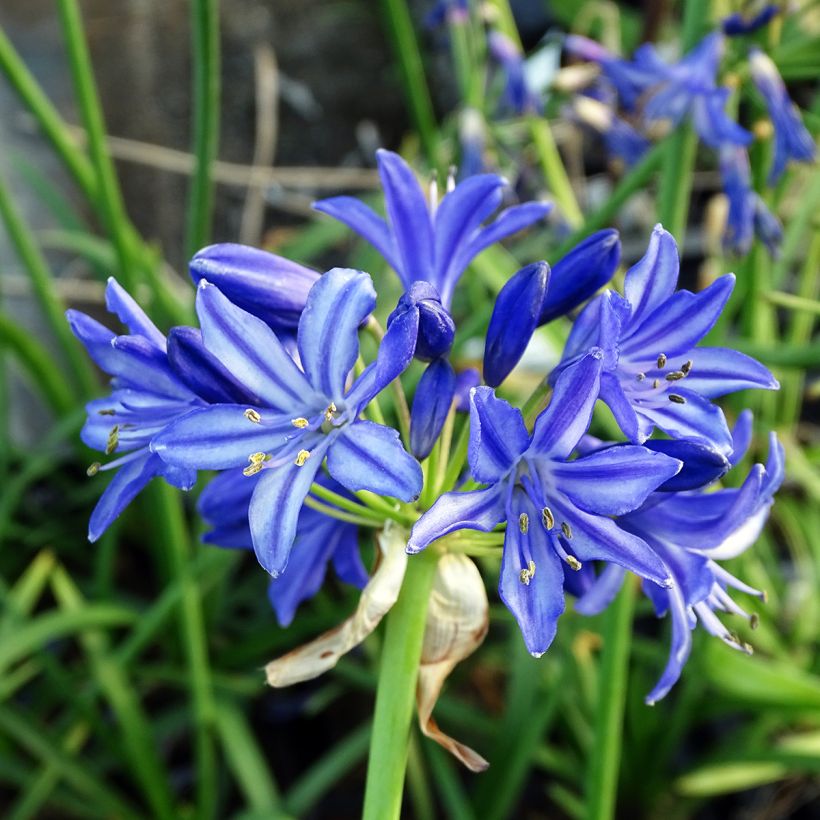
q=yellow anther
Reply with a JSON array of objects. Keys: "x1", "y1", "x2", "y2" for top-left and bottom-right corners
[
  {"x1": 561, "y1": 521, "x2": 573, "y2": 539},
  {"x1": 243, "y1": 452, "x2": 269, "y2": 477},
  {"x1": 657, "y1": 353, "x2": 667, "y2": 369},
  {"x1": 668, "y1": 394, "x2": 686, "y2": 404},
  {"x1": 324, "y1": 402, "x2": 337, "y2": 422},
  {"x1": 665, "y1": 371, "x2": 685, "y2": 381},
  {"x1": 518, "y1": 513, "x2": 529, "y2": 533},
  {"x1": 291, "y1": 417, "x2": 309, "y2": 428},
  {"x1": 541, "y1": 507, "x2": 554, "y2": 531},
  {"x1": 519, "y1": 560, "x2": 536, "y2": 585},
  {"x1": 87, "y1": 462, "x2": 101, "y2": 477},
  {"x1": 750, "y1": 613, "x2": 759, "y2": 630},
  {"x1": 681, "y1": 360, "x2": 693, "y2": 375},
  {"x1": 97, "y1": 408, "x2": 116, "y2": 416},
  {"x1": 566, "y1": 555, "x2": 583, "y2": 571},
  {"x1": 652, "y1": 378, "x2": 661, "y2": 389},
  {"x1": 105, "y1": 425, "x2": 120, "y2": 455},
  {"x1": 244, "y1": 408, "x2": 262, "y2": 423},
  {"x1": 294, "y1": 449, "x2": 311, "y2": 467}
]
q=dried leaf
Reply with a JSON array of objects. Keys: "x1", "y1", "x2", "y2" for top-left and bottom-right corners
[
  {"x1": 265, "y1": 522, "x2": 408, "y2": 687},
  {"x1": 417, "y1": 553, "x2": 490, "y2": 772}
]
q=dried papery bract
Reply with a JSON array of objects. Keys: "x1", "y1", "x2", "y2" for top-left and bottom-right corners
[
  {"x1": 417, "y1": 553, "x2": 490, "y2": 771},
  {"x1": 265, "y1": 523, "x2": 409, "y2": 687}
]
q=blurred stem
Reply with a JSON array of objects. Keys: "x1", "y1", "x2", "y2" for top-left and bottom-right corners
[
  {"x1": 147, "y1": 483, "x2": 217, "y2": 820},
  {"x1": 362, "y1": 548, "x2": 439, "y2": 820},
  {"x1": 450, "y1": 16, "x2": 481, "y2": 110},
  {"x1": 0, "y1": 174, "x2": 97, "y2": 399},
  {"x1": 56, "y1": 0, "x2": 141, "y2": 290},
  {"x1": 584, "y1": 578, "x2": 636, "y2": 820},
  {"x1": 185, "y1": 0, "x2": 221, "y2": 259},
  {"x1": 379, "y1": 0, "x2": 440, "y2": 167},
  {"x1": 529, "y1": 118, "x2": 584, "y2": 228},
  {"x1": 656, "y1": 0, "x2": 710, "y2": 242},
  {"x1": 439, "y1": 416, "x2": 470, "y2": 493}
]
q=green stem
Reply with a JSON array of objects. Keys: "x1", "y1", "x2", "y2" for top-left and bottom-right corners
[
  {"x1": 56, "y1": 0, "x2": 141, "y2": 290},
  {"x1": 185, "y1": 0, "x2": 221, "y2": 259},
  {"x1": 529, "y1": 118, "x2": 584, "y2": 228},
  {"x1": 439, "y1": 417, "x2": 470, "y2": 493},
  {"x1": 362, "y1": 547, "x2": 439, "y2": 820},
  {"x1": 303, "y1": 496, "x2": 382, "y2": 528},
  {"x1": 0, "y1": 174, "x2": 97, "y2": 398},
  {"x1": 379, "y1": 0, "x2": 440, "y2": 166},
  {"x1": 584, "y1": 578, "x2": 636, "y2": 820},
  {"x1": 309, "y1": 481, "x2": 386, "y2": 523}
]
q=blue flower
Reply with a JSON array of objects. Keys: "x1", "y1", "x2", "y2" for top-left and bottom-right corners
[
  {"x1": 484, "y1": 230, "x2": 621, "y2": 387},
  {"x1": 199, "y1": 469, "x2": 368, "y2": 626},
  {"x1": 189, "y1": 243, "x2": 319, "y2": 332},
  {"x1": 719, "y1": 145, "x2": 783, "y2": 256},
  {"x1": 424, "y1": 0, "x2": 469, "y2": 29},
  {"x1": 488, "y1": 31, "x2": 542, "y2": 115},
  {"x1": 574, "y1": 413, "x2": 784, "y2": 703},
  {"x1": 314, "y1": 149, "x2": 552, "y2": 311},
  {"x1": 66, "y1": 279, "x2": 207, "y2": 541},
  {"x1": 722, "y1": 5, "x2": 779, "y2": 36},
  {"x1": 554, "y1": 225, "x2": 778, "y2": 453},
  {"x1": 151, "y1": 267, "x2": 422, "y2": 576},
  {"x1": 407, "y1": 352, "x2": 682, "y2": 656},
  {"x1": 749, "y1": 48, "x2": 817, "y2": 185}
]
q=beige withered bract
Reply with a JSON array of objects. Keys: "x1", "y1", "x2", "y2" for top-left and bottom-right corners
[
  {"x1": 265, "y1": 522, "x2": 409, "y2": 687},
  {"x1": 417, "y1": 553, "x2": 490, "y2": 772}
]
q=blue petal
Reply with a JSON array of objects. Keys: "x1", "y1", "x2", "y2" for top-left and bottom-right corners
[
  {"x1": 196, "y1": 281, "x2": 318, "y2": 411},
  {"x1": 167, "y1": 326, "x2": 256, "y2": 404},
  {"x1": 312, "y1": 196, "x2": 401, "y2": 273},
  {"x1": 66, "y1": 310, "x2": 117, "y2": 372},
  {"x1": 483, "y1": 262, "x2": 549, "y2": 388},
  {"x1": 642, "y1": 438, "x2": 730, "y2": 491},
  {"x1": 728, "y1": 409, "x2": 753, "y2": 466},
  {"x1": 189, "y1": 243, "x2": 319, "y2": 330},
  {"x1": 110, "y1": 336, "x2": 194, "y2": 399},
  {"x1": 377, "y1": 149, "x2": 435, "y2": 287},
  {"x1": 530, "y1": 350, "x2": 603, "y2": 459},
  {"x1": 559, "y1": 295, "x2": 602, "y2": 364},
  {"x1": 539, "y1": 230, "x2": 620, "y2": 324},
  {"x1": 673, "y1": 346, "x2": 779, "y2": 398},
  {"x1": 599, "y1": 371, "x2": 640, "y2": 442},
  {"x1": 623, "y1": 225, "x2": 680, "y2": 325},
  {"x1": 88, "y1": 451, "x2": 159, "y2": 542},
  {"x1": 468, "y1": 386, "x2": 529, "y2": 484},
  {"x1": 551, "y1": 446, "x2": 682, "y2": 516},
  {"x1": 691, "y1": 89, "x2": 752, "y2": 148},
  {"x1": 105, "y1": 278, "x2": 165, "y2": 348},
  {"x1": 433, "y1": 174, "x2": 505, "y2": 295},
  {"x1": 330, "y1": 525, "x2": 369, "y2": 588},
  {"x1": 620, "y1": 275, "x2": 735, "y2": 361},
  {"x1": 410, "y1": 359, "x2": 456, "y2": 459},
  {"x1": 454, "y1": 368, "x2": 481, "y2": 412},
  {"x1": 573, "y1": 565, "x2": 626, "y2": 616},
  {"x1": 249, "y1": 437, "x2": 333, "y2": 576},
  {"x1": 151, "y1": 405, "x2": 298, "y2": 469},
  {"x1": 407, "y1": 484, "x2": 506, "y2": 553},
  {"x1": 499, "y1": 490, "x2": 565, "y2": 657},
  {"x1": 199, "y1": 468, "x2": 255, "y2": 548},
  {"x1": 644, "y1": 584, "x2": 693, "y2": 705},
  {"x1": 327, "y1": 420, "x2": 422, "y2": 501},
  {"x1": 297, "y1": 268, "x2": 376, "y2": 399},
  {"x1": 388, "y1": 281, "x2": 454, "y2": 362}
]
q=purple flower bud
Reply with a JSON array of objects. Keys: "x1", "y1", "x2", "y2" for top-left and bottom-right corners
[
  {"x1": 387, "y1": 281, "x2": 456, "y2": 362},
  {"x1": 410, "y1": 358, "x2": 457, "y2": 459}
]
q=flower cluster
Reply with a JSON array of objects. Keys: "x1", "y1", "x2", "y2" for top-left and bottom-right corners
[{"x1": 70, "y1": 149, "x2": 780, "y2": 707}]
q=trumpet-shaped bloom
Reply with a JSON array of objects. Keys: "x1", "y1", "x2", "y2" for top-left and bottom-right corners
[
  {"x1": 199, "y1": 469, "x2": 367, "y2": 626},
  {"x1": 152, "y1": 268, "x2": 422, "y2": 576},
  {"x1": 720, "y1": 145, "x2": 783, "y2": 256},
  {"x1": 574, "y1": 415, "x2": 784, "y2": 703},
  {"x1": 749, "y1": 48, "x2": 817, "y2": 184},
  {"x1": 66, "y1": 279, "x2": 207, "y2": 541},
  {"x1": 488, "y1": 31, "x2": 542, "y2": 115},
  {"x1": 408, "y1": 352, "x2": 682, "y2": 656},
  {"x1": 554, "y1": 225, "x2": 778, "y2": 453}
]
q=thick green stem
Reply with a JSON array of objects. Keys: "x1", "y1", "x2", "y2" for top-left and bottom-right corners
[
  {"x1": 529, "y1": 118, "x2": 584, "y2": 228},
  {"x1": 362, "y1": 548, "x2": 439, "y2": 820},
  {"x1": 185, "y1": 0, "x2": 221, "y2": 259},
  {"x1": 584, "y1": 578, "x2": 636, "y2": 820}
]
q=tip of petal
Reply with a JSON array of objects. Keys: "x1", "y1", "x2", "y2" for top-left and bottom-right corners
[{"x1": 530, "y1": 649, "x2": 546, "y2": 659}]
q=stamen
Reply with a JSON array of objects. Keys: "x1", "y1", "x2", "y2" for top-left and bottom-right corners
[
  {"x1": 97, "y1": 408, "x2": 116, "y2": 416},
  {"x1": 561, "y1": 521, "x2": 573, "y2": 539},
  {"x1": 324, "y1": 402, "x2": 337, "y2": 422},
  {"x1": 87, "y1": 462, "x2": 101, "y2": 476},
  {"x1": 541, "y1": 507, "x2": 554, "y2": 530},
  {"x1": 519, "y1": 560, "x2": 536, "y2": 585},
  {"x1": 665, "y1": 371, "x2": 685, "y2": 381},
  {"x1": 446, "y1": 165, "x2": 457, "y2": 193},
  {"x1": 668, "y1": 394, "x2": 686, "y2": 404},
  {"x1": 636, "y1": 372, "x2": 646, "y2": 381},
  {"x1": 681, "y1": 360, "x2": 693, "y2": 375},
  {"x1": 428, "y1": 172, "x2": 439, "y2": 211},
  {"x1": 291, "y1": 417, "x2": 309, "y2": 428},
  {"x1": 657, "y1": 353, "x2": 667, "y2": 369},
  {"x1": 244, "y1": 408, "x2": 262, "y2": 423},
  {"x1": 652, "y1": 378, "x2": 660, "y2": 389},
  {"x1": 518, "y1": 513, "x2": 529, "y2": 533},
  {"x1": 761, "y1": 589, "x2": 769, "y2": 604},
  {"x1": 243, "y1": 452, "x2": 269, "y2": 477},
  {"x1": 294, "y1": 449, "x2": 311, "y2": 467},
  {"x1": 105, "y1": 425, "x2": 120, "y2": 455},
  {"x1": 566, "y1": 555, "x2": 583, "y2": 571},
  {"x1": 750, "y1": 613, "x2": 759, "y2": 630}
]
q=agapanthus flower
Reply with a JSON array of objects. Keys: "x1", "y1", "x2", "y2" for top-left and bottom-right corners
[
  {"x1": 719, "y1": 144, "x2": 783, "y2": 256},
  {"x1": 573, "y1": 412, "x2": 784, "y2": 703},
  {"x1": 553, "y1": 225, "x2": 778, "y2": 453},
  {"x1": 407, "y1": 352, "x2": 682, "y2": 656},
  {"x1": 199, "y1": 469, "x2": 367, "y2": 626},
  {"x1": 570, "y1": 93, "x2": 651, "y2": 168},
  {"x1": 749, "y1": 48, "x2": 817, "y2": 185},
  {"x1": 424, "y1": 0, "x2": 469, "y2": 29},
  {"x1": 151, "y1": 267, "x2": 422, "y2": 576},
  {"x1": 488, "y1": 31, "x2": 542, "y2": 115},
  {"x1": 67, "y1": 279, "x2": 216, "y2": 541},
  {"x1": 722, "y1": 4, "x2": 779, "y2": 36}
]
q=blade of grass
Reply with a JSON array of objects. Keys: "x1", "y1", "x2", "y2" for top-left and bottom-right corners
[{"x1": 425, "y1": 743, "x2": 477, "y2": 820}]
